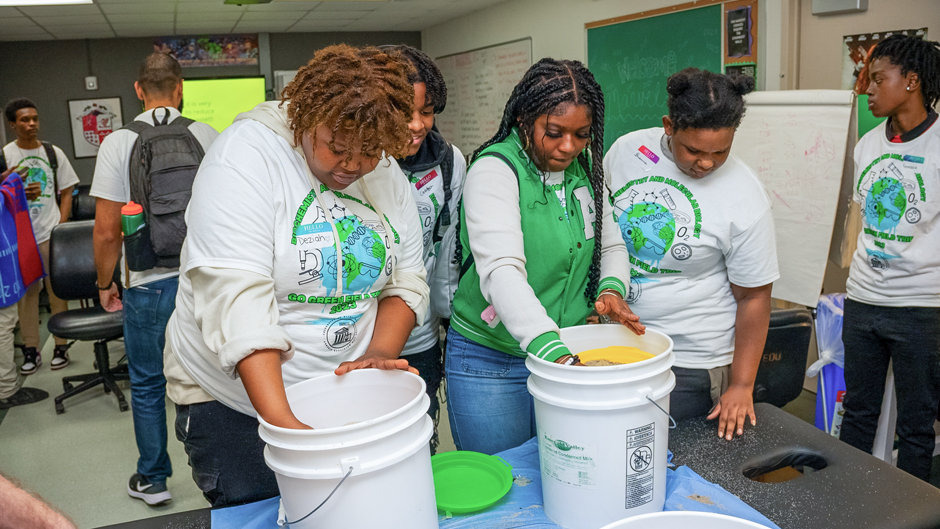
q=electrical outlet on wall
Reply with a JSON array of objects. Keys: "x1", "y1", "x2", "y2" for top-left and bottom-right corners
[{"x1": 85, "y1": 76, "x2": 98, "y2": 91}]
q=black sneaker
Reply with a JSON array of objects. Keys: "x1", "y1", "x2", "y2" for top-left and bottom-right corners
[
  {"x1": 127, "y1": 473, "x2": 172, "y2": 506},
  {"x1": 51, "y1": 344, "x2": 70, "y2": 370},
  {"x1": 19, "y1": 348, "x2": 41, "y2": 375},
  {"x1": 0, "y1": 387, "x2": 49, "y2": 410}
]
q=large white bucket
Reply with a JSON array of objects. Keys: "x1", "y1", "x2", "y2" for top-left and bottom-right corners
[
  {"x1": 600, "y1": 511, "x2": 768, "y2": 528},
  {"x1": 258, "y1": 369, "x2": 438, "y2": 529},
  {"x1": 526, "y1": 325, "x2": 676, "y2": 529}
]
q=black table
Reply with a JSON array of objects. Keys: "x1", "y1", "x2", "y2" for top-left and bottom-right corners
[
  {"x1": 670, "y1": 402, "x2": 940, "y2": 529},
  {"x1": 99, "y1": 403, "x2": 940, "y2": 529}
]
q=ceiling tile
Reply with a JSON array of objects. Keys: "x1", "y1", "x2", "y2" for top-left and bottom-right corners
[
  {"x1": 233, "y1": 21, "x2": 294, "y2": 32},
  {"x1": 52, "y1": 31, "x2": 117, "y2": 40},
  {"x1": 300, "y1": 10, "x2": 364, "y2": 20},
  {"x1": 111, "y1": 22, "x2": 174, "y2": 32},
  {"x1": 106, "y1": 13, "x2": 174, "y2": 24},
  {"x1": 100, "y1": 4, "x2": 176, "y2": 14},
  {"x1": 31, "y1": 14, "x2": 108, "y2": 25},
  {"x1": 40, "y1": 23, "x2": 112, "y2": 33},
  {"x1": 312, "y1": 2, "x2": 378, "y2": 11},
  {"x1": 240, "y1": 11, "x2": 307, "y2": 21},
  {"x1": 17, "y1": 4, "x2": 102, "y2": 16},
  {"x1": 248, "y1": 1, "x2": 321, "y2": 10},
  {"x1": 176, "y1": 3, "x2": 244, "y2": 14},
  {"x1": 290, "y1": 19, "x2": 353, "y2": 30},
  {"x1": 0, "y1": 7, "x2": 23, "y2": 16},
  {"x1": 0, "y1": 25, "x2": 49, "y2": 35},
  {"x1": 0, "y1": 34, "x2": 51, "y2": 41}
]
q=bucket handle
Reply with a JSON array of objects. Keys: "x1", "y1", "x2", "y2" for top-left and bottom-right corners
[
  {"x1": 278, "y1": 466, "x2": 354, "y2": 527},
  {"x1": 645, "y1": 396, "x2": 677, "y2": 429}
]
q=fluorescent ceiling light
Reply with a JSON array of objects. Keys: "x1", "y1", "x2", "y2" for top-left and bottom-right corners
[{"x1": 0, "y1": 0, "x2": 93, "y2": 5}]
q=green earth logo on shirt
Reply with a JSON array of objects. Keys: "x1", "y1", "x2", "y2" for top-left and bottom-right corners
[
  {"x1": 322, "y1": 216, "x2": 387, "y2": 295},
  {"x1": 864, "y1": 177, "x2": 906, "y2": 230},
  {"x1": 619, "y1": 202, "x2": 676, "y2": 264}
]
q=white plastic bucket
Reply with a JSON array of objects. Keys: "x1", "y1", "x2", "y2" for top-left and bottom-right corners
[
  {"x1": 600, "y1": 511, "x2": 769, "y2": 528},
  {"x1": 526, "y1": 325, "x2": 676, "y2": 529},
  {"x1": 258, "y1": 369, "x2": 438, "y2": 529}
]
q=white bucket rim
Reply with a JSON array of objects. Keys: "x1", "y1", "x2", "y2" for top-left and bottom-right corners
[
  {"x1": 528, "y1": 371, "x2": 676, "y2": 410},
  {"x1": 264, "y1": 416, "x2": 434, "y2": 480},
  {"x1": 599, "y1": 511, "x2": 769, "y2": 528},
  {"x1": 525, "y1": 351, "x2": 675, "y2": 386},
  {"x1": 257, "y1": 370, "x2": 426, "y2": 436},
  {"x1": 258, "y1": 394, "x2": 430, "y2": 451}
]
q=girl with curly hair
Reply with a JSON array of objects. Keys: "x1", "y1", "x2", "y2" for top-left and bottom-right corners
[
  {"x1": 604, "y1": 68, "x2": 778, "y2": 441},
  {"x1": 164, "y1": 44, "x2": 428, "y2": 506},
  {"x1": 445, "y1": 58, "x2": 643, "y2": 455}
]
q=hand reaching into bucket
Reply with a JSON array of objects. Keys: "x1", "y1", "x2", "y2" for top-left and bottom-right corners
[
  {"x1": 594, "y1": 290, "x2": 646, "y2": 336},
  {"x1": 334, "y1": 297, "x2": 420, "y2": 376},
  {"x1": 335, "y1": 353, "x2": 419, "y2": 376}
]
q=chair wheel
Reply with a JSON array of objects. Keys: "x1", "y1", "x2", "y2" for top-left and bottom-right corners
[
  {"x1": 119, "y1": 401, "x2": 129, "y2": 412},
  {"x1": 55, "y1": 404, "x2": 65, "y2": 414}
]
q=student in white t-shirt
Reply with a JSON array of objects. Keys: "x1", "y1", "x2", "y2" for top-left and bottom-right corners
[
  {"x1": 387, "y1": 45, "x2": 467, "y2": 455},
  {"x1": 3, "y1": 98, "x2": 80, "y2": 375},
  {"x1": 163, "y1": 45, "x2": 428, "y2": 508},
  {"x1": 604, "y1": 69, "x2": 779, "y2": 441},
  {"x1": 840, "y1": 35, "x2": 940, "y2": 482}
]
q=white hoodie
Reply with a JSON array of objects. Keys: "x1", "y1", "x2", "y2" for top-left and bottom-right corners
[{"x1": 164, "y1": 101, "x2": 429, "y2": 415}]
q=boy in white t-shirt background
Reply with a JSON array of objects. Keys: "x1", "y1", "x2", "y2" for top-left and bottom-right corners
[
  {"x1": 841, "y1": 35, "x2": 940, "y2": 482},
  {"x1": 3, "y1": 98, "x2": 79, "y2": 375}
]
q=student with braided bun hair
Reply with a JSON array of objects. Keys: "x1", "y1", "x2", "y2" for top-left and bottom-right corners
[
  {"x1": 446, "y1": 58, "x2": 642, "y2": 455},
  {"x1": 385, "y1": 44, "x2": 467, "y2": 454},
  {"x1": 163, "y1": 44, "x2": 428, "y2": 506},
  {"x1": 605, "y1": 68, "x2": 779, "y2": 441},
  {"x1": 841, "y1": 34, "x2": 940, "y2": 482}
]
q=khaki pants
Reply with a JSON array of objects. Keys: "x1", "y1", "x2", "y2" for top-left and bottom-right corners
[
  {"x1": 0, "y1": 304, "x2": 21, "y2": 398},
  {"x1": 17, "y1": 240, "x2": 68, "y2": 349}
]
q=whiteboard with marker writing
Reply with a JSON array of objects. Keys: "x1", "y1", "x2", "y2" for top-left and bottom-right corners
[
  {"x1": 435, "y1": 38, "x2": 532, "y2": 157},
  {"x1": 734, "y1": 90, "x2": 857, "y2": 307}
]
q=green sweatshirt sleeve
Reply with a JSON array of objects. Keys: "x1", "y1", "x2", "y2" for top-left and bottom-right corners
[
  {"x1": 526, "y1": 331, "x2": 572, "y2": 362},
  {"x1": 597, "y1": 276, "x2": 627, "y2": 298}
]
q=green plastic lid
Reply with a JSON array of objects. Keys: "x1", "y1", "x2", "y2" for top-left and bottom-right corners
[{"x1": 431, "y1": 451, "x2": 513, "y2": 514}]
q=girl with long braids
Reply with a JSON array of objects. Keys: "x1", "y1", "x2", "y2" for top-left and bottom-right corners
[
  {"x1": 840, "y1": 35, "x2": 940, "y2": 482},
  {"x1": 386, "y1": 45, "x2": 467, "y2": 454},
  {"x1": 446, "y1": 58, "x2": 644, "y2": 455},
  {"x1": 163, "y1": 45, "x2": 428, "y2": 506},
  {"x1": 604, "y1": 68, "x2": 778, "y2": 441}
]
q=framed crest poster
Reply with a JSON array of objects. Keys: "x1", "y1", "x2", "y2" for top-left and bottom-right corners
[{"x1": 68, "y1": 98, "x2": 123, "y2": 158}]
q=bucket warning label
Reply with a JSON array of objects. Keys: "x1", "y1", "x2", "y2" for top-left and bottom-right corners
[
  {"x1": 625, "y1": 423, "x2": 655, "y2": 508},
  {"x1": 538, "y1": 430, "x2": 597, "y2": 488}
]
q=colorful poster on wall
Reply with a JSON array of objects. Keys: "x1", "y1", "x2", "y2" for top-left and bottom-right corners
[
  {"x1": 153, "y1": 34, "x2": 259, "y2": 67},
  {"x1": 67, "y1": 98, "x2": 123, "y2": 158},
  {"x1": 842, "y1": 28, "x2": 926, "y2": 93}
]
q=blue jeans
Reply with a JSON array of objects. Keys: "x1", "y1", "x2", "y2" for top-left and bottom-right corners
[
  {"x1": 840, "y1": 299, "x2": 940, "y2": 481},
  {"x1": 123, "y1": 276, "x2": 178, "y2": 484},
  {"x1": 444, "y1": 328, "x2": 536, "y2": 455},
  {"x1": 405, "y1": 343, "x2": 443, "y2": 454}
]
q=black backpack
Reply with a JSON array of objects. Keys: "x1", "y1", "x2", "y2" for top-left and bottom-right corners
[
  {"x1": 0, "y1": 141, "x2": 60, "y2": 204},
  {"x1": 122, "y1": 109, "x2": 205, "y2": 271}
]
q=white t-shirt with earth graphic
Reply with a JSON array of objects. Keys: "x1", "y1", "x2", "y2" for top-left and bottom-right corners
[
  {"x1": 2, "y1": 142, "x2": 80, "y2": 244},
  {"x1": 604, "y1": 128, "x2": 780, "y2": 369},
  {"x1": 847, "y1": 120, "x2": 940, "y2": 307}
]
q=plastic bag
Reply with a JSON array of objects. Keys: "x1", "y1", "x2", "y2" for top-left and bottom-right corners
[{"x1": 805, "y1": 293, "x2": 846, "y2": 378}]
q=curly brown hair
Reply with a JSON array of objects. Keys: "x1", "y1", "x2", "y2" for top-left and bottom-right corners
[{"x1": 281, "y1": 44, "x2": 414, "y2": 160}]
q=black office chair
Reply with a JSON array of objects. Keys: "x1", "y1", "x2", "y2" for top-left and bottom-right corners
[
  {"x1": 69, "y1": 184, "x2": 96, "y2": 221},
  {"x1": 48, "y1": 220, "x2": 128, "y2": 414},
  {"x1": 752, "y1": 308, "x2": 814, "y2": 408}
]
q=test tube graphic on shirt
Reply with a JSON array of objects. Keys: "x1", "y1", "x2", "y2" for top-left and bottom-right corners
[{"x1": 660, "y1": 189, "x2": 692, "y2": 225}]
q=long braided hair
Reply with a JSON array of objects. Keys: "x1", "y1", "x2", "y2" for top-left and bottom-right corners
[
  {"x1": 462, "y1": 58, "x2": 607, "y2": 305},
  {"x1": 869, "y1": 34, "x2": 940, "y2": 110}
]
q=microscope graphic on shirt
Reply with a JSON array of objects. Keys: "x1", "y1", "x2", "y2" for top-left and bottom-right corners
[{"x1": 298, "y1": 249, "x2": 324, "y2": 285}]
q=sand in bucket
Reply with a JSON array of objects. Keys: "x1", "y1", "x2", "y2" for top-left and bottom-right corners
[{"x1": 578, "y1": 346, "x2": 654, "y2": 366}]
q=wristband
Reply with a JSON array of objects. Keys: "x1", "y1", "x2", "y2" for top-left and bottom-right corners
[{"x1": 97, "y1": 279, "x2": 114, "y2": 291}]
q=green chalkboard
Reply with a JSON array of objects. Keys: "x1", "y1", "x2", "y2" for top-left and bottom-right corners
[{"x1": 587, "y1": 5, "x2": 723, "y2": 152}]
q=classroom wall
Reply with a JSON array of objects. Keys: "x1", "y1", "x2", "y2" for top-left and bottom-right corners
[
  {"x1": 798, "y1": 0, "x2": 940, "y2": 89},
  {"x1": 421, "y1": 0, "x2": 794, "y2": 91},
  {"x1": 0, "y1": 31, "x2": 420, "y2": 182}
]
